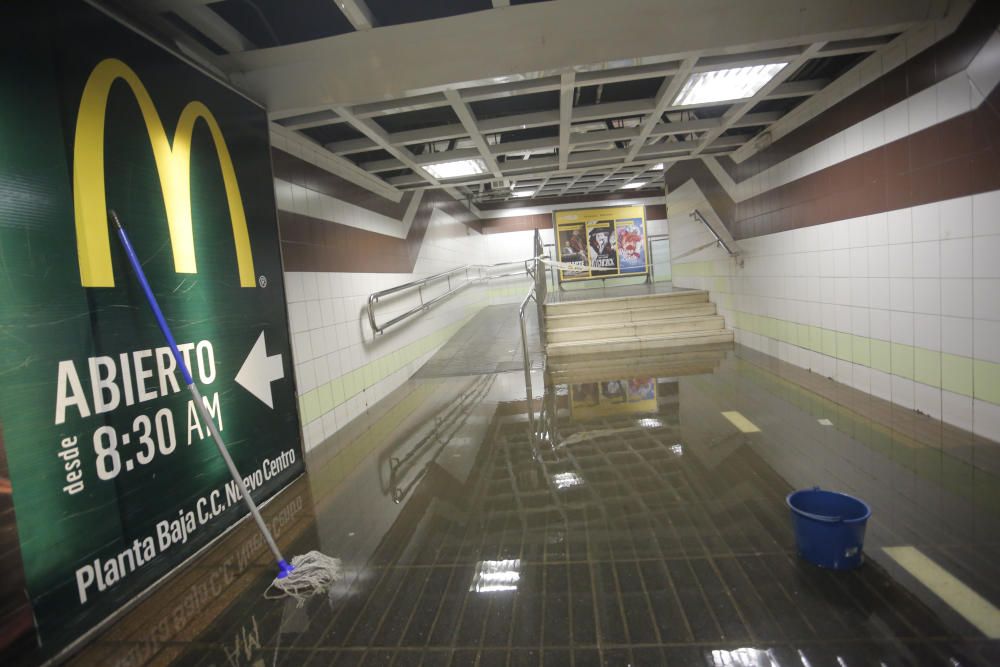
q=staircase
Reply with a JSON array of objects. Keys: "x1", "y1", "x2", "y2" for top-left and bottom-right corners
[{"x1": 544, "y1": 289, "x2": 733, "y2": 358}]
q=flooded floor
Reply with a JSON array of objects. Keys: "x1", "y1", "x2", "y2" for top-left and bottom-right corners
[{"x1": 54, "y1": 306, "x2": 1000, "y2": 665}]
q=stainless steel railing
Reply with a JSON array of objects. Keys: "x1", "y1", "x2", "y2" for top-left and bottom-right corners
[
  {"x1": 519, "y1": 230, "x2": 549, "y2": 428},
  {"x1": 367, "y1": 258, "x2": 534, "y2": 334},
  {"x1": 691, "y1": 209, "x2": 738, "y2": 257}
]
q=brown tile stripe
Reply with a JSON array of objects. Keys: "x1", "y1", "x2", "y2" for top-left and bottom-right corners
[
  {"x1": 271, "y1": 148, "x2": 413, "y2": 220},
  {"x1": 475, "y1": 188, "x2": 664, "y2": 211},
  {"x1": 481, "y1": 205, "x2": 668, "y2": 234},
  {"x1": 666, "y1": 77, "x2": 1000, "y2": 240},
  {"x1": 716, "y1": 0, "x2": 1000, "y2": 184},
  {"x1": 279, "y1": 189, "x2": 481, "y2": 273}
]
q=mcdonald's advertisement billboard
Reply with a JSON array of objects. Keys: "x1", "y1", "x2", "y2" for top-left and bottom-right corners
[{"x1": 0, "y1": 1, "x2": 303, "y2": 655}]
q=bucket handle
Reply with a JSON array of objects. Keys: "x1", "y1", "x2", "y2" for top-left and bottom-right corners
[
  {"x1": 792, "y1": 508, "x2": 843, "y2": 523},
  {"x1": 789, "y1": 486, "x2": 842, "y2": 523}
]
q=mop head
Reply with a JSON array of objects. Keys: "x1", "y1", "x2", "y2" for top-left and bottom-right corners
[{"x1": 265, "y1": 551, "x2": 343, "y2": 605}]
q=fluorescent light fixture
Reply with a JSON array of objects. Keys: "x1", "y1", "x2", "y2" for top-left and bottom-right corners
[
  {"x1": 621, "y1": 181, "x2": 649, "y2": 190},
  {"x1": 673, "y1": 63, "x2": 788, "y2": 106},
  {"x1": 470, "y1": 559, "x2": 521, "y2": 593},
  {"x1": 511, "y1": 190, "x2": 536, "y2": 198},
  {"x1": 551, "y1": 472, "x2": 584, "y2": 490},
  {"x1": 671, "y1": 444, "x2": 684, "y2": 456},
  {"x1": 638, "y1": 418, "x2": 663, "y2": 429},
  {"x1": 423, "y1": 158, "x2": 488, "y2": 180},
  {"x1": 650, "y1": 163, "x2": 665, "y2": 170}
]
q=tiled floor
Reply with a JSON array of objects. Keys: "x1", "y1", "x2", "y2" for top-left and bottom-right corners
[{"x1": 22, "y1": 310, "x2": 1000, "y2": 666}]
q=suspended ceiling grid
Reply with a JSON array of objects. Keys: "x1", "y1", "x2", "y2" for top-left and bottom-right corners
[{"x1": 112, "y1": 0, "x2": 953, "y2": 205}]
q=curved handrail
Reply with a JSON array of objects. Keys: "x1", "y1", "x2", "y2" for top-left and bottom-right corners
[{"x1": 367, "y1": 258, "x2": 535, "y2": 334}]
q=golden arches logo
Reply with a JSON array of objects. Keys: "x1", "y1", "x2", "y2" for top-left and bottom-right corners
[{"x1": 73, "y1": 58, "x2": 255, "y2": 288}]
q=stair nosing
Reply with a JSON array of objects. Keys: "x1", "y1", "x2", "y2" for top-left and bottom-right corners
[
  {"x1": 544, "y1": 290, "x2": 707, "y2": 309},
  {"x1": 547, "y1": 314, "x2": 724, "y2": 334},
  {"x1": 546, "y1": 329, "x2": 732, "y2": 349}
]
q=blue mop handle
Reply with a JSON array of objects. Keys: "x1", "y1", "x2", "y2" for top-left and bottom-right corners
[
  {"x1": 108, "y1": 210, "x2": 294, "y2": 579},
  {"x1": 109, "y1": 211, "x2": 194, "y2": 387}
]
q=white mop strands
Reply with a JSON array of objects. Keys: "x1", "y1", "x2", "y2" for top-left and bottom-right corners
[
  {"x1": 109, "y1": 210, "x2": 343, "y2": 603},
  {"x1": 265, "y1": 551, "x2": 344, "y2": 603}
]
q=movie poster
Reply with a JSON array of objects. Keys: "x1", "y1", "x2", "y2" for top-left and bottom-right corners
[
  {"x1": 553, "y1": 206, "x2": 648, "y2": 283},
  {"x1": 587, "y1": 221, "x2": 618, "y2": 276},
  {"x1": 616, "y1": 218, "x2": 647, "y2": 273},
  {"x1": 558, "y1": 224, "x2": 589, "y2": 279}
]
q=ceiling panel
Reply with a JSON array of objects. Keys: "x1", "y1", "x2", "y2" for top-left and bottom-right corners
[
  {"x1": 365, "y1": 0, "x2": 493, "y2": 27},
  {"x1": 210, "y1": 0, "x2": 356, "y2": 47}
]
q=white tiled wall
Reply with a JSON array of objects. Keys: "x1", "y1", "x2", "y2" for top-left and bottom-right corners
[
  {"x1": 484, "y1": 229, "x2": 552, "y2": 303},
  {"x1": 286, "y1": 206, "x2": 490, "y2": 451},
  {"x1": 716, "y1": 24, "x2": 1000, "y2": 206},
  {"x1": 668, "y1": 182, "x2": 1000, "y2": 442},
  {"x1": 731, "y1": 0, "x2": 976, "y2": 163}
]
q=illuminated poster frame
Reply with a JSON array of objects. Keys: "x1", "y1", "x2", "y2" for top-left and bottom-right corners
[{"x1": 553, "y1": 205, "x2": 648, "y2": 283}]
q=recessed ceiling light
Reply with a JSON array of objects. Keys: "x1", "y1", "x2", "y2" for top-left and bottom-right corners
[
  {"x1": 621, "y1": 181, "x2": 649, "y2": 189},
  {"x1": 423, "y1": 158, "x2": 488, "y2": 179},
  {"x1": 511, "y1": 190, "x2": 535, "y2": 198},
  {"x1": 650, "y1": 163, "x2": 664, "y2": 170},
  {"x1": 673, "y1": 63, "x2": 788, "y2": 106}
]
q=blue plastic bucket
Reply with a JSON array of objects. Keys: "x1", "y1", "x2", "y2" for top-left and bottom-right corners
[{"x1": 786, "y1": 487, "x2": 871, "y2": 570}]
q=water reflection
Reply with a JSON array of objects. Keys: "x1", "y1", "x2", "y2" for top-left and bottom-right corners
[{"x1": 37, "y1": 344, "x2": 1000, "y2": 665}]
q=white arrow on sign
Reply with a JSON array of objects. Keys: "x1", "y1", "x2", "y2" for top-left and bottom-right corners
[{"x1": 235, "y1": 331, "x2": 284, "y2": 408}]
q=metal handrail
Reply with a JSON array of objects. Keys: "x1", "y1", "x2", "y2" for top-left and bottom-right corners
[
  {"x1": 690, "y1": 209, "x2": 737, "y2": 257},
  {"x1": 367, "y1": 258, "x2": 534, "y2": 334},
  {"x1": 519, "y1": 230, "x2": 549, "y2": 429},
  {"x1": 519, "y1": 282, "x2": 538, "y2": 426}
]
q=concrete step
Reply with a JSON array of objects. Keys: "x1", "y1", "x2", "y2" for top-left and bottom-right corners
[
  {"x1": 544, "y1": 290, "x2": 708, "y2": 316},
  {"x1": 546, "y1": 315, "x2": 725, "y2": 343},
  {"x1": 545, "y1": 301, "x2": 717, "y2": 327},
  {"x1": 546, "y1": 329, "x2": 735, "y2": 357},
  {"x1": 547, "y1": 346, "x2": 730, "y2": 384}
]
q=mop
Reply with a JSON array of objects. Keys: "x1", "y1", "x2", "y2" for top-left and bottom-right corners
[{"x1": 108, "y1": 210, "x2": 341, "y2": 604}]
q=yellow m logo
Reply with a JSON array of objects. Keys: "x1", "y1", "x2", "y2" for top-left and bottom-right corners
[{"x1": 73, "y1": 58, "x2": 255, "y2": 288}]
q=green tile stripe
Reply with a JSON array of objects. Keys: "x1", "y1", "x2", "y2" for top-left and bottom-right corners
[
  {"x1": 731, "y1": 310, "x2": 1000, "y2": 405},
  {"x1": 671, "y1": 260, "x2": 1000, "y2": 406},
  {"x1": 298, "y1": 309, "x2": 481, "y2": 425},
  {"x1": 487, "y1": 285, "x2": 532, "y2": 299}
]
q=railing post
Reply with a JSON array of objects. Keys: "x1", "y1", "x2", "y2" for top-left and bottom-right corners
[{"x1": 519, "y1": 293, "x2": 535, "y2": 428}]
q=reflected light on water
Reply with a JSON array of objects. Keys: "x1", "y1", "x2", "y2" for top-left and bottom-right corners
[
  {"x1": 552, "y1": 472, "x2": 584, "y2": 489},
  {"x1": 710, "y1": 647, "x2": 782, "y2": 667},
  {"x1": 470, "y1": 559, "x2": 521, "y2": 593}
]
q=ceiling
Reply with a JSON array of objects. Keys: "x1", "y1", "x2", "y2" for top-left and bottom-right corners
[{"x1": 111, "y1": 0, "x2": 950, "y2": 206}]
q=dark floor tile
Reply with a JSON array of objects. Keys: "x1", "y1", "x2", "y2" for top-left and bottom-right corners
[
  {"x1": 600, "y1": 648, "x2": 632, "y2": 666},
  {"x1": 664, "y1": 560, "x2": 718, "y2": 642},
  {"x1": 482, "y1": 593, "x2": 515, "y2": 648},
  {"x1": 403, "y1": 568, "x2": 455, "y2": 646},
  {"x1": 594, "y1": 595, "x2": 628, "y2": 645},
  {"x1": 509, "y1": 648, "x2": 540, "y2": 667},
  {"x1": 449, "y1": 648, "x2": 478, "y2": 667},
  {"x1": 689, "y1": 558, "x2": 750, "y2": 642},
  {"x1": 419, "y1": 650, "x2": 453, "y2": 667},
  {"x1": 512, "y1": 594, "x2": 543, "y2": 647},
  {"x1": 361, "y1": 650, "x2": 397, "y2": 666},
  {"x1": 541, "y1": 649, "x2": 570, "y2": 665}
]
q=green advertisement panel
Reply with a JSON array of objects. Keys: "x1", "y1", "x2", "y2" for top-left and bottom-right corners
[{"x1": 0, "y1": 0, "x2": 303, "y2": 655}]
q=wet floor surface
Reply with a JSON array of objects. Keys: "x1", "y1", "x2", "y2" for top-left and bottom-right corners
[{"x1": 32, "y1": 307, "x2": 1000, "y2": 666}]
